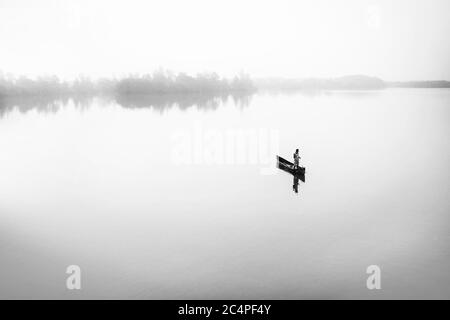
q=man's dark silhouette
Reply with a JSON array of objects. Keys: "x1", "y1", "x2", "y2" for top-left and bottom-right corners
[{"x1": 293, "y1": 149, "x2": 300, "y2": 169}]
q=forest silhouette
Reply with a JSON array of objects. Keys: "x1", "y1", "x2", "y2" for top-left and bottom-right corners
[
  {"x1": 0, "y1": 70, "x2": 255, "y2": 115},
  {"x1": 2, "y1": 71, "x2": 449, "y2": 116}
]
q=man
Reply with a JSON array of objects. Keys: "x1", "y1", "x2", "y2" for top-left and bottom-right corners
[{"x1": 293, "y1": 149, "x2": 300, "y2": 169}]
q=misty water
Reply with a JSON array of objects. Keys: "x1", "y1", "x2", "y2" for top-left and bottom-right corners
[{"x1": 0, "y1": 89, "x2": 449, "y2": 299}]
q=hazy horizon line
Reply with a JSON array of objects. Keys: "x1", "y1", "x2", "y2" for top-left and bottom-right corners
[{"x1": 1, "y1": 70, "x2": 449, "y2": 83}]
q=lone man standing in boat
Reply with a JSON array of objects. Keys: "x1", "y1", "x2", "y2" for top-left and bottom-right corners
[{"x1": 293, "y1": 149, "x2": 301, "y2": 169}]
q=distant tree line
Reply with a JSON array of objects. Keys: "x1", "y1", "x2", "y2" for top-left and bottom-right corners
[
  {"x1": 0, "y1": 70, "x2": 256, "y2": 116},
  {"x1": 255, "y1": 75, "x2": 387, "y2": 91},
  {"x1": 0, "y1": 70, "x2": 256, "y2": 98},
  {"x1": 255, "y1": 75, "x2": 450, "y2": 91},
  {"x1": 116, "y1": 71, "x2": 255, "y2": 95},
  {"x1": 3, "y1": 71, "x2": 448, "y2": 98},
  {"x1": 386, "y1": 81, "x2": 450, "y2": 88}
]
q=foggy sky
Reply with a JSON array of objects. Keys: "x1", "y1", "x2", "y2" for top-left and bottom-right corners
[{"x1": 0, "y1": 0, "x2": 449, "y2": 80}]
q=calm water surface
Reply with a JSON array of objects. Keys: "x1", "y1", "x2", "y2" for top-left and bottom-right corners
[{"x1": 0, "y1": 89, "x2": 449, "y2": 299}]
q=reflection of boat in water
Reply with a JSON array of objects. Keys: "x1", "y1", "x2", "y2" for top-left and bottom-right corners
[
  {"x1": 277, "y1": 156, "x2": 305, "y2": 178},
  {"x1": 277, "y1": 156, "x2": 305, "y2": 193}
]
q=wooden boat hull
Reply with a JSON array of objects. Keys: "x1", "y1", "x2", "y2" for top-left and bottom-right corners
[{"x1": 277, "y1": 156, "x2": 305, "y2": 177}]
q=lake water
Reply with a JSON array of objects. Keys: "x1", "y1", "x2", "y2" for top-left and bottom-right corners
[{"x1": 0, "y1": 89, "x2": 449, "y2": 299}]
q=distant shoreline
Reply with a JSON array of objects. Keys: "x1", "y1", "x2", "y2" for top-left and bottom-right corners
[
  {"x1": 385, "y1": 81, "x2": 450, "y2": 88},
  {"x1": 1, "y1": 73, "x2": 449, "y2": 116},
  {"x1": 255, "y1": 75, "x2": 450, "y2": 91},
  {"x1": 1, "y1": 73, "x2": 449, "y2": 103}
]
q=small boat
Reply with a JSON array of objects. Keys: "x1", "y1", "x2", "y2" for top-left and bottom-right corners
[{"x1": 277, "y1": 155, "x2": 305, "y2": 176}]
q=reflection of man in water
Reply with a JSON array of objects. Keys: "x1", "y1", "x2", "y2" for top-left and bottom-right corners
[
  {"x1": 293, "y1": 149, "x2": 300, "y2": 169},
  {"x1": 293, "y1": 176, "x2": 299, "y2": 193}
]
